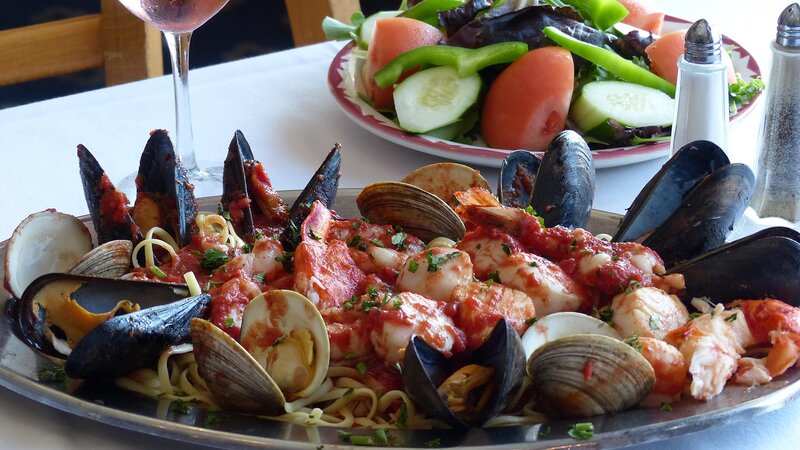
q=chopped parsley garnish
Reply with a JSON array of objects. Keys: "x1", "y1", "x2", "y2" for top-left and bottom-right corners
[
  {"x1": 356, "y1": 362, "x2": 368, "y2": 376},
  {"x1": 524, "y1": 206, "x2": 546, "y2": 227},
  {"x1": 396, "y1": 402, "x2": 408, "y2": 429},
  {"x1": 528, "y1": 261, "x2": 538, "y2": 267},
  {"x1": 352, "y1": 221, "x2": 361, "y2": 229},
  {"x1": 502, "y1": 242, "x2": 512, "y2": 255},
  {"x1": 308, "y1": 228, "x2": 322, "y2": 241},
  {"x1": 408, "y1": 260, "x2": 419, "y2": 273},
  {"x1": 391, "y1": 231, "x2": 408, "y2": 250},
  {"x1": 171, "y1": 400, "x2": 191, "y2": 415},
  {"x1": 689, "y1": 311, "x2": 702, "y2": 320},
  {"x1": 649, "y1": 315, "x2": 661, "y2": 330},
  {"x1": 367, "y1": 285, "x2": 379, "y2": 299},
  {"x1": 348, "y1": 235, "x2": 362, "y2": 247},
  {"x1": 150, "y1": 265, "x2": 167, "y2": 278},
  {"x1": 216, "y1": 204, "x2": 232, "y2": 221},
  {"x1": 725, "y1": 313, "x2": 738, "y2": 322},
  {"x1": 204, "y1": 411, "x2": 222, "y2": 426},
  {"x1": 241, "y1": 243, "x2": 253, "y2": 253},
  {"x1": 360, "y1": 300, "x2": 379, "y2": 312},
  {"x1": 370, "y1": 238, "x2": 385, "y2": 248},
  {"x1": 190, "y1": 249, "x2": 202, "y2": 256},
  {"x1": 660, "y1": 402, "x2": 672, "y2": 412},
  {"x1": 594, "y1": 305, "x2": 614, "y2": 324},
  {"x1": 252, "y1": 272, "x2": 265, "y2": 283},
  {"x1": 525, "y1": 317, "x2": 539, "y2": 326},
  {"x1": 200, "y1": 248, "x2": 229, "y2": 271},
  {"x1": 568, "y1": 422, "x2": 594, "y2": 440},
  {"x1": 224, "y1": 317, "x2": 235, "y2": 328},
  {"x1": 343, "y1": 297, "x2": 356, "y2": 310},
  {"x1": 487, "y1": 270, "x2": 501, "y2": 283},
  {"x1": 37, "y1": 366, "x2": 66, "y2": 383},
  {"x1": 274, "y1": 252, "x2": 294, "y2": 272},
  {"x1": 426, "y1": 251, "x2": 443, "y2": 272},
  {"x1": 623, "y1": 334, "x2": 643, "y2": 351},
  {"x1": 393, "y1": 298, "x2": 403, "y2": 309},
  {"x1": 624, "y1": 279, "x2": 642, "y2": 294},
  {"x1": 424, "y1": 438, "x2": 441, "y2": 448},
  {"x1": 339, "y1": 429, "x2": 391, "y2": 447}
]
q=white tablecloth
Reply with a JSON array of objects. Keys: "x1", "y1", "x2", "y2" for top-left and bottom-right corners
[{"x1": 1, "y1": 1, "x2": 798, "y2": 448}]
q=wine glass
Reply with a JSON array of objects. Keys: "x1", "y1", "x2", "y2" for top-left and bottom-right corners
[{"x1": 117, "y1": 0, "x2": 230, "y2": 197}]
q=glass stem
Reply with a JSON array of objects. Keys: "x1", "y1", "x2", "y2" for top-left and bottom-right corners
[{"x1": 164, "y1": 31, "x2": 199, "y2": 173}]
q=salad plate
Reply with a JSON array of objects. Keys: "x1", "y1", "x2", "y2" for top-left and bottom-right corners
[
  {"x1": 327, "y1": 15, "x2": 762, "y2": 169},
  {"x1": 2, "y1": 192, "x2": 800, "y2": 449}
]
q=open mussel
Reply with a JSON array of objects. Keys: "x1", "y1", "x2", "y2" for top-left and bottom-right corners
[
  {"x1": 669, "y1": 227, "x2": 800, "y2": 306},
  {"x1": 3, "y1": 210, "x2": 92, "y2": 299},
  {"x1": 221, "y1": 130, "x2": 289, "y2": 239},
  {"x1": 8, "y1": 273, "x2": 191, "y2": 361},
  {"x1": 191, "y1": 290, "x2": 329, "y2": 415},
  {"x1": 613, "y1": 140, "x2": 729, "y2": 242},
  {"x1": 357, "y1": 181, "x2": 467, "y2": 242},
  {"x1": 403, "y1": 319, "x2": 526, "y2": 428},
  {"x1": 497, "y1": 130, "x2": 594, "y2": 229},
  {"x1": 78, "y1": 145, "x2": 142, "y2": 245},
  {"x1": 280, "y1": 144, "x2": 341, "y2": 250},
  {"x1": 132, "y1": 129, "x2": 198, "y2": 248},
  {"x1": 527, "y1": 334, "x2": 655, "y2": 419},
  {"x1": 65, "y1": 292, "x2": 210, "y2": 380}
]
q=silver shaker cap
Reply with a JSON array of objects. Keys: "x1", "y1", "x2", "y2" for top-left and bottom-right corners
[
  {"x1": 777, "y1": 3, "x2": 800, "y2": 48},
  {"x1": 684, "y1": 19, "x2": 722, "y2": 64}
]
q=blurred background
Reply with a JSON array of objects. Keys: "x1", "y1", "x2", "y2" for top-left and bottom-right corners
[{"x1": 0, "y1": 0, "x2": 395, "y2": 109}]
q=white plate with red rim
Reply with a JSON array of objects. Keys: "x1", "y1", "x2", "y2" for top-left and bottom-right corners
[{"x1": 327, "y1": 15, "x2": 762, "y2": 169}]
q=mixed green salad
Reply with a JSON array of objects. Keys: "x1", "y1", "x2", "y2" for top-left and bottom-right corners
[{"x1": 324, "y1": 0, "x2": 764, "y2": 151}]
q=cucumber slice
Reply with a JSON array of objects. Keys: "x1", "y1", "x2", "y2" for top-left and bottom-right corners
[
  {"x1": 358, "y1": 11, "x2": 402, "y2": 49},
  {"x1": 571, "y1": 80, "x2": 675, "y2": 137},
  {"x1": 393, "y1": 66, "x2": 482, "y2": 134}
]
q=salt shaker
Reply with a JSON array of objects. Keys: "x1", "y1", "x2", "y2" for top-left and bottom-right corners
[
  {"x1": 669, "y1": 19, "x2": 730, "y2": 156},
  {"x1": 750, "y1": 3, "x2": 800, "y2": 222}
]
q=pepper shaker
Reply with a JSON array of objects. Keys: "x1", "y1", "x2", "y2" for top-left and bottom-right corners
[
  {"x1": 750, "y1": 3, "x2": 800, "y2": 222},
  {"x1": 669, "y1": 19, "x2": 730, "y2": 156}
]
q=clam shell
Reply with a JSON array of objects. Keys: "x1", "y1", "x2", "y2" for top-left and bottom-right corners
[
  {"x1": 3, "y1": 210, "x2": 92, "y2": 299},
  {"x1": 528, "y1": 334, "x2": 655, "y2": 419},
  {"x1": 401, "y1": 162, "x2": 490, "y2": 208},
  {"x1": 521, "y1": 312, "x2": 621, "y2": 361},
  {"x1": 191, "y1": 318, "x2": 286, "y2": 415},
  {"x1": 68, "y1": 240, "x2": 132, "y2": 278},
  {"x1": 357, "y1": 181, "x2": 466, "y2": 242}
]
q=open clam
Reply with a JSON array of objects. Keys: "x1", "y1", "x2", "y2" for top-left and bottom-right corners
[
  {"x1": 357, "y1": 181, "x2": 466, "y2": 242},
  {"x1": 527, "y1": 334, "x2": 655, "y2": 419},
  {"x1": 3, "y1": 209, "x2": 93, "y2": 299},
  {"x1": 403, "y1": 318, "x2": 526, "y2": 428},
  {"x1": 521, "y1": 312, "x2": 621, "y2": 361},
  {"x1": 401, "y1": 162, "x2": 490, "y2": 208},
  {"x1": 8, "y1": 273, "x2": 191, "y2": 361},
  {"x1": 191, "y1": 290, "x2": 329, "y2": 415}
]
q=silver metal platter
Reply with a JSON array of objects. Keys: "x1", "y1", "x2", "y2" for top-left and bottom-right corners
[{"x1": 1, "y1": 190, "x2": 799, "y2": 449}]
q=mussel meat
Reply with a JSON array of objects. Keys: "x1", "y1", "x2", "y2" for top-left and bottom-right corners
[{"x1": 403, "y1": 318, "x2": 526, "y2": 428}]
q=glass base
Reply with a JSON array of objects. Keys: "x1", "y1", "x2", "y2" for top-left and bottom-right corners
[{"x1": 116, "y1": 161, "x2": 224, "y2": 201}]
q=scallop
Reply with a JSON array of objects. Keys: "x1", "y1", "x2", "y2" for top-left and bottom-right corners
[
  {"x1": 357, "y1": 181, "x2": 466, "y2": 242},
  {"x1": 527, "y1": 334, "x2": 655, "y2": 419},
  {"x1": 3, "y1": 210, "x2": 92, "y2": 299},
  {"x1": 191, "y1": 290, "x2": 330, "y2": 415}
]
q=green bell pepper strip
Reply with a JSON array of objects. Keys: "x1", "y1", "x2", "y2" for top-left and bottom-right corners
[
  {"x1": 543, "y1": 26, "x2": 676, "y2": 97},
  {"x1": 400, "y1": 0, "x2": 465, "y2": 26},
  {"x1": 561, "y1": 0, "x2": 629, "y2": 31},
  {"x1": 374, "y1": 41, "x2": 529, "y2": 89}
]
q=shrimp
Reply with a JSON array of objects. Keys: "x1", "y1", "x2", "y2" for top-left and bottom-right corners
[
  {"x1": 496, "y1": 252, "x2": 591, "y2": 316},
  {"x1": 611, "y1": 287, "x2": 690, "y2": 340},
  {"x1": 368, "y1": 292, "x2": 466, "y2": 366},
  {"x1": 207, "y1": 277, "x2": 262, "y2": 340},
  {"x1": 636, "y1": 337, "x2": 688, "y2": 407},
  {"x1": 665, "y1": 303, "x2": 754, "y2": 401},
  {"x1": 456, "y1": 227, "x2": 525, "y2": 280},
  {"x1": 395, "y1": 247, "x2": 473, "y2": 303},
  {"x1": 328, "y1": 218, "x2": 425, "y2": 277},
  {"x1": 452, "y1": 282, "x2": 536, "y2": 350},
  {"x1": 730, "y1": 299, "x2": 800, "y2": 382}
]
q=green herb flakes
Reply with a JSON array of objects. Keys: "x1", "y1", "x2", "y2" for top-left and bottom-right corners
[
  {"x1": 200, "y1": 248, "x2": 229, "y2": 271},
  {"x1": 567, "y1": 422, "x2": 594, "y2": 440}
]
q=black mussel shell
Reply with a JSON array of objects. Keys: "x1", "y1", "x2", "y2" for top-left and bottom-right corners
[
  {"x1": 670, "y1": 228, "x2": 800, "y2": 306},
  {"x1": 402, "y1": 318, "x2": 526, "y2": 428},
  {"x1": 643, "y1": 163, "x2": 755, "y2": 268},
  {"x1": 134, "y1": 130, "x2": 198, "y2": 247},
  {"x1": 78, "y1": 145, "x2": 142, "y2": 245},
  {"x1": 614, "y1": 140, "x2": 729, "y2": 242},
  {"x1": 280, "y1": 144, "x2": 341, "y2": 250},
  {"x1": 498, "y1": 150, "x2": 541, "y2": 209},
  {"x1": 221, "y1": 130, "x2": 257, "y2": 238},
  {"x1": 9, "y1": 273, "x2": 190, "y2": 359},
  {"x1": 530, "y1": 130, "x2": 595, "y2": 229},
  {"x1": 65, "y1": 293, "x2": 210, "y2": 380}
]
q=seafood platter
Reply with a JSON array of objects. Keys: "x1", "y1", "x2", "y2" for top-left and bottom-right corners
[{"x1": 2, "y1": 128, "x2": 800, "y2": 449}]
